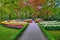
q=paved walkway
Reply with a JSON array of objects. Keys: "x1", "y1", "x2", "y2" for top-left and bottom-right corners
[{"x1": 17, "y1": 22, "x2": 48, "y2": 40}]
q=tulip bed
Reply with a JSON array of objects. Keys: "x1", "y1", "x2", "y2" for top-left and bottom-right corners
[
  {"x1": 0, "y1": 20, "x2": 28, "y2": 40},
  {"x1": 40, "y1": 21, "x2": 60, "y2": 30},
  {"x1": 44, "y1": 26, "x2": 60, "y2": 30},
  {"x1": 34, "y1": 19, "x2": 43, "y2": 23},
  {"x1": 1, "y1": 20, "x2": 28, "y2": 28},
  {"x1": 23, "y1": 19, "x2": 33, "y2": 23},
  {"x1": 38, "y1": 21, "x2": 60, "y2": 40}
]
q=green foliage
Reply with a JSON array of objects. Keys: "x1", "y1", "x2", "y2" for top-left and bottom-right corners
[
  {"x1": 38, "y1": 23, "x2": 56, "y2": 40},
  {"x1": 47, "y1": 30, "x2": 60, "y2": 40},
  {"x1": 43, "y1": 26, "x2": 60, "y2": 30},
  {"x1": 0, "y1": 23, "x2": 28, "y2": 40},
  {"x1": 0, "y1": 0, "x2": 60, "y2": 20}
]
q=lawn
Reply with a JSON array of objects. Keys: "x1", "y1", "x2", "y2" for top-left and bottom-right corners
[
  {"x1": 47, "y1": 30, "x2": 60, "y2": 40},
  {"x1": 0, "y1": 24, "x2": 28, "y2": 40}
]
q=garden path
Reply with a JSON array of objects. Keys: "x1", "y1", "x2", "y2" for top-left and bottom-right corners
[{"x1": 17, "y1": 21, "x2": 48, "y2": 40}]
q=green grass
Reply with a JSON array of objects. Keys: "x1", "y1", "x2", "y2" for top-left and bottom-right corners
[
  {"x1": 0, "y1": 24, "x2": 28, "y2": 40},
  {"x1": 47, "y1": 30, "x2": 60, "y2": 40},
  {"x1": 38, "y1": 23, "x2": 56, "y2": 40}
]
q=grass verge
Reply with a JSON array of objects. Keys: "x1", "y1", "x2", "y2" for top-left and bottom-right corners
[{"x1": 38, "y1": 23, "x2": 56, "y2": 40}]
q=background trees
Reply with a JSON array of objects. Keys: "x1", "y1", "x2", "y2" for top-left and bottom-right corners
[{"x1": 0, "y1": 0, "x2": 60, "y2": 20}]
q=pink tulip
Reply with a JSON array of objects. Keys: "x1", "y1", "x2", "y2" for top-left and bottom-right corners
[{"x1": 17, "y1": 26, "x2": 23, "y2": 28}]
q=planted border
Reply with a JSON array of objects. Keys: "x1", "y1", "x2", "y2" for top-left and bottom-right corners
[
  {"x1": 11, "y1": 24, "x2": 29, "y2": 40},
  {"x1": 38, "y1": 23, "x2": 56, "y2": 40}
]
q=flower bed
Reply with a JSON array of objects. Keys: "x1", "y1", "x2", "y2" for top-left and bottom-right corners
[
  {"x1": 23, "y1": 19, "x2": 33, "y2": 23},
  {"x1": 34, "y1": 19, "x2": 43, "y2": 23},
  {"x1": 43, "y1": 26, "x2": 60, "y2": 30},
  {"x1": 38, "y1": 21, "x2": 60, "y2": 40},
  {"x1": 40, "y1": 21, "x2": 60, "y2": 30},
  {"x1": 1, "y1": 20, "x2": 28, "y2": 28},
  {"x1": 5, "y1": 24, "x2": 23, "y2": 28}
]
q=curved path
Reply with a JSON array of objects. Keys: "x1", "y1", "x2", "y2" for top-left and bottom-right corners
[{"x1": 17, "y1": 22, "x2": 48, "y2": 40}]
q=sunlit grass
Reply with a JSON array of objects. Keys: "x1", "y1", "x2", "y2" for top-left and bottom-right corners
[
  {"x1": 0, "y1": 25, "x2": 21, "y2": 40},
  {"x1": 47, "y1": 30, "x2": 60, "y2": 40}
]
